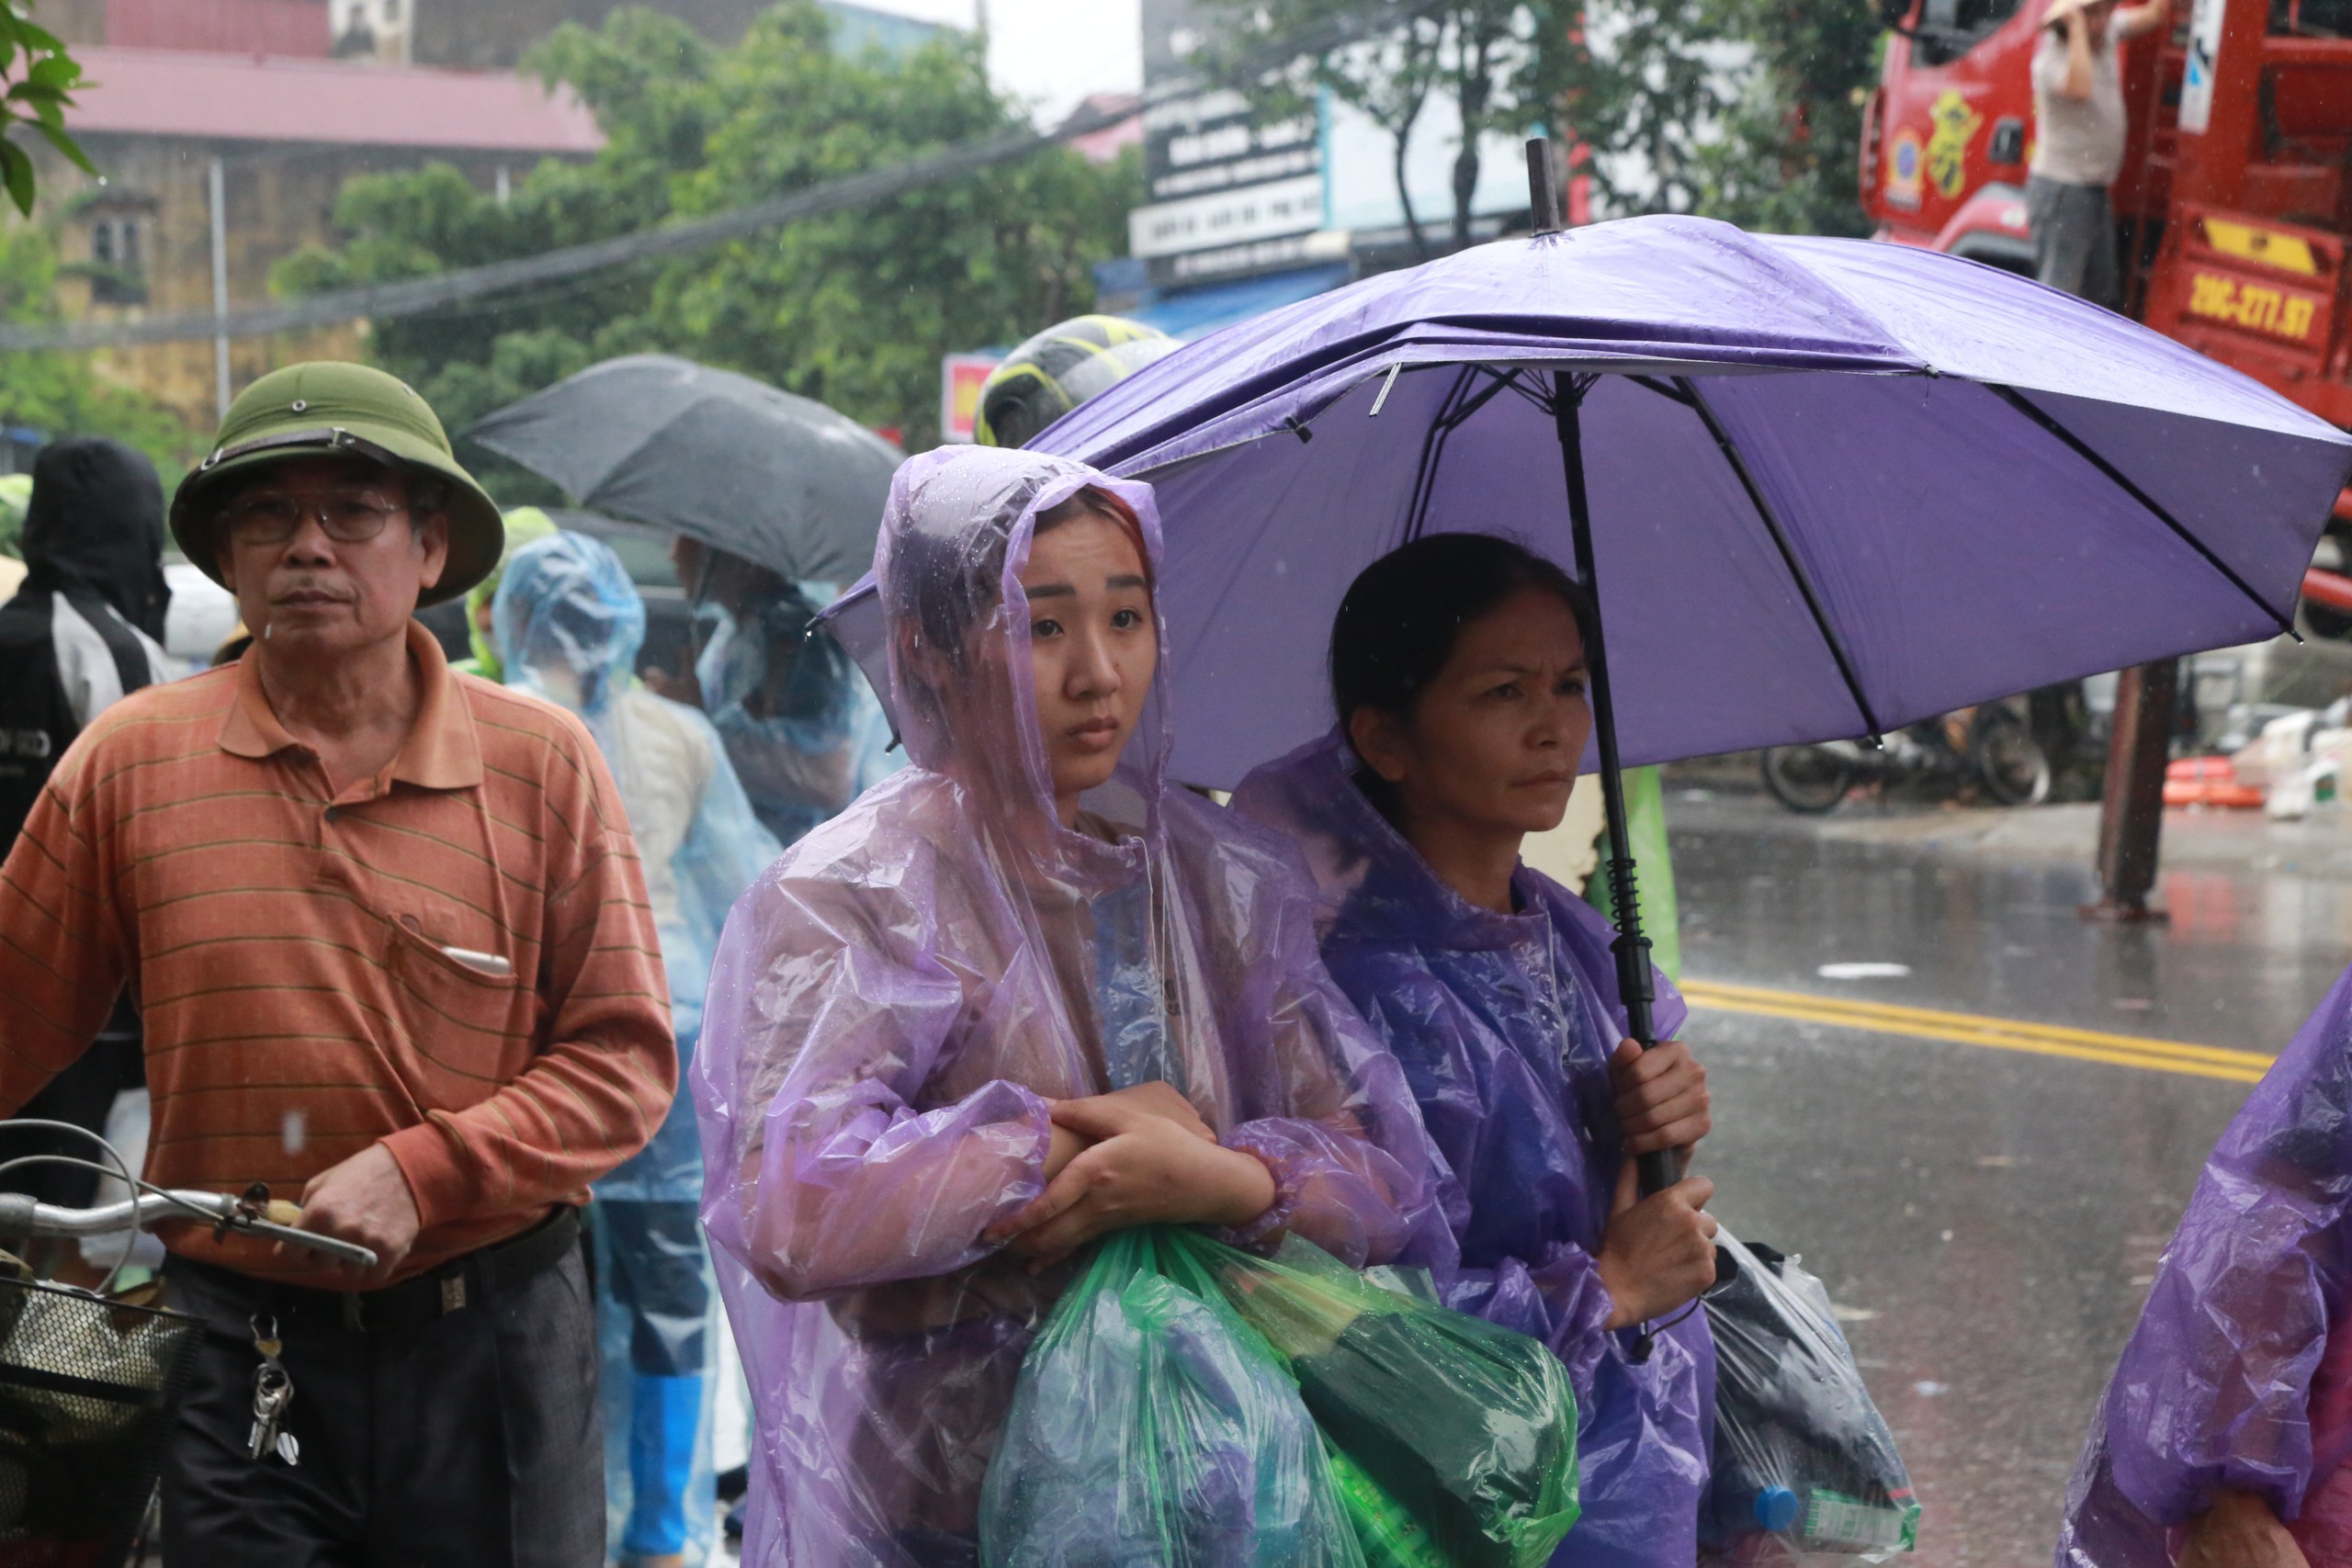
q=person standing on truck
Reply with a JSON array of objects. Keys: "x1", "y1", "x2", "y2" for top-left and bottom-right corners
[{"x1": 2029, "y1": 0, "x2": 2176, "y2": 308}]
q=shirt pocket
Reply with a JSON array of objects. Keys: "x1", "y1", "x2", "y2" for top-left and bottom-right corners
[{"x1": 382, "y1": 916, "x2": 539, "y2": 1105}]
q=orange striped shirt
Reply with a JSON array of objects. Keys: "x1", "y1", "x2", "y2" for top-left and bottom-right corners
[{"x1": 0, "y1": 621, "x2": 674, "y2": 1286}]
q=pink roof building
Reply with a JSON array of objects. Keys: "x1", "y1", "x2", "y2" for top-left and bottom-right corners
[{"x1": 67, "y1": 45, "x2": 602, "y2": 152}]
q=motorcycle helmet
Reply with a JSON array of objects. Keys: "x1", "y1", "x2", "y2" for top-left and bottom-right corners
[{"x1": 976, "y1": 315, "x2": 1178, "y2": 448}]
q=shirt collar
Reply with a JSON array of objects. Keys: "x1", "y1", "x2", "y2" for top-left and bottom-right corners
[{"x1": 219, "y1": 619, "x2": 483, "y2": 791}]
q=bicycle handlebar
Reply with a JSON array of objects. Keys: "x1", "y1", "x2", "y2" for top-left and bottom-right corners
[{"x1": 0, "y1": 1190, "x2": 379, "y2": 1271}]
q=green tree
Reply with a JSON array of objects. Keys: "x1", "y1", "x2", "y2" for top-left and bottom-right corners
[
  {"x1": 1202, "y1": 0, "x2": 1880, "y2": 235},
  {"x1": 0, "y1": 3, "x2": 93, "y2": 216},
  {"x1": 1199, "y1": 0, "x2": 1534, "y2": 254},
  {"x1": 1691, "y1": 0, "x2": 1883, "y2": 235},
  {"x1": 276, "y1": 4, "x2": 1139, "y2": 466},
  {"x1": 0, "y1": 221, "x2": 191, "y2": 479}
]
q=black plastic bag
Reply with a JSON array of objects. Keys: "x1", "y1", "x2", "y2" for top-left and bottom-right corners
[{"x1": 1700, "y1": 1231, "x2": 1919, "y2": 1563}]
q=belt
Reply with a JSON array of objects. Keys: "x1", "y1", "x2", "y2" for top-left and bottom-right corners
[{"x1": 169, "y1": 1205, "x2": 582, "y2": 1336}]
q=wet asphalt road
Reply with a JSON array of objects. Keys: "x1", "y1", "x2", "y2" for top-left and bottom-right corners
[{"x1": 1665, "y1": 779, "x2": 2352, "y2": 1567}]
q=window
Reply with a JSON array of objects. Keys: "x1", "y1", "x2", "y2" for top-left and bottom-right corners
[
  {"x1": 86, "y1": 217, "x2": 146, "y2": 306},
  {"x1": 1914, "y1": 0, "x2": 2028, "y2": 66}
]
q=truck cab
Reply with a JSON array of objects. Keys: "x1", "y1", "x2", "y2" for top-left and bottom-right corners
[{"x1": 1861, "y1": 0, "x2": 2352, "y2": 424}]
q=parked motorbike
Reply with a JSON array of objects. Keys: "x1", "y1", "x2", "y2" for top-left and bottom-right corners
[{"x1": 1760, "y1": 705, "x2": 2051, "y2": 815}]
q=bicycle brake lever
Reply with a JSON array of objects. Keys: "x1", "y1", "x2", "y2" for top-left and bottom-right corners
[{"x1": 232, "y1": 1215, "x2": 379, "y2": 1270}]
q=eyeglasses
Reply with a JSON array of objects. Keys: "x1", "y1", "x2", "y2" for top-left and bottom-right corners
[{"x1": 222, "y1": 490, "x2": 407, "y2": 546}]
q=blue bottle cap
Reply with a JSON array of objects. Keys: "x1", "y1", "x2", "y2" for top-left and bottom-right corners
[{"x1": 1754, "y1": 1486, "x2": 1801, "y2": 1532}]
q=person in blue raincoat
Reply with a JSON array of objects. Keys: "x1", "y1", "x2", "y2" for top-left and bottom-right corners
[
  {"x1": 497, "y1": 532, "x2": 781, "y2": 1568},
  {"x1": 672, "y1": 536, "x2": 889, "y2": 846},
  {"x1": 1233, "y1": 533, "x2": 1721, "y2": 1568}
]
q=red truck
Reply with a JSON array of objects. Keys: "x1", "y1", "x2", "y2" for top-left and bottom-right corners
[
  {"x1": 1861, "y1": 0, "x2": 2352, "y2": 425},
  {"x1": 1860, "y1": 0, "x2": 2352, "y2": 912}
]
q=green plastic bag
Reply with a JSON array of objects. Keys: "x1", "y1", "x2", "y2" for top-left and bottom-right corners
[
  {"x1": 981, "y1": 1227, "x2": 1579, "y2": 1568},
  {"x1": 1216, "y1": 1237, "x2": 1582, "y2": 1568},
  {"x1": 979, "y1": 1227, "x2": 1365, "y2": 1568},
  {"x1": 1324, "y1": 1439, "x2": 1451, "y2": 1568}
]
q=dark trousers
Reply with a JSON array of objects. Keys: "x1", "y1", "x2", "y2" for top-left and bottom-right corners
[
  {"x1": 2026, "y1": 173, "x2": 2120, "y2": 310},
  {"x1": 160, "y1": 1247, "x2": 604, "y2": 1567}
]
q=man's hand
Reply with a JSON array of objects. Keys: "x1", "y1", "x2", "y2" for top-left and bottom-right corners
[
  {"x1": 2179, "y1": 1489, "x2": 2309, "y2": 1568},
  {"x1": 1611, "y1": 1038, "x2": 1711, "y2": 1156},
  {"x1": 1596, "y1": 1159, "x2": 1718, "y2": 1330},
  {"x1": 984, "y1": 1091, "x2": 1273, "y2": 1269},
  {"x1": 285, "y1": 1143, "x2": 421, "y2": 1288}
]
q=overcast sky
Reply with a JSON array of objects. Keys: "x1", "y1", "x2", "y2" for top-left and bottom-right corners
[{"x1": 863, "y1": 0, "x2": 1145, "y2": 124}]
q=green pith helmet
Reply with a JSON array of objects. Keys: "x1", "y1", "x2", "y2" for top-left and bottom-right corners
[
  {"x1": 976, "y1": 315, "x2": 1177, "y2": 448},
  {"x1": 170, "y1": 361, "x2": 504, "y2": 607}
]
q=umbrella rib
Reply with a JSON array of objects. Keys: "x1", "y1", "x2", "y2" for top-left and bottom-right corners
[
  {"x1": 1625, "y1": 374, "x2": 1696, "y2": 407},
  {"x1": 1673, "y1": 376, "x2": 1886, "y2": 739},
  {"x1": 1405, "y1": 367, "x2": 1524, "y2": 539},
  {"x1": 1987, "y1": 384, "x2": 2291, "y2": 629},
  {"x1": 1404, "y1": 367, "x2": 1477, "y2": 541}
]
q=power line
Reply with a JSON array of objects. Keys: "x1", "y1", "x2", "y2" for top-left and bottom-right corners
[{"x1": 6, "y1": 4, "x2": 1437, "y2": 354}]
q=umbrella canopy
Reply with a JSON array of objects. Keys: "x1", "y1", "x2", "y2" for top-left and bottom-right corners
[
  {"x1": 467, "y1": 354, "x2": 899, "y2": 584},
  {"x1": 976, "y1": 214, "x2": 2352, "y2": 791},
  {"x1": 819, "y1": 202, "x2": 2352, "y2": 1199}
]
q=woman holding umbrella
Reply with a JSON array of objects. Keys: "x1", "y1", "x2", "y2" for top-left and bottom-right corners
[
  {"x1": 1233, "y1": 533, "x2": 1719, "y2": 1566},
  {"x1": 694, "y1": 445, "x2": 1443, "y2": 1568}
]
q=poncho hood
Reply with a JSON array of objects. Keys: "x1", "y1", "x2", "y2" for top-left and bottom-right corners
[
  {"x1": 17, "y1": 436, "x2": 170, "y2": 641},
  {"x1": 492, "y1": 530, "x2": 645, "y2": 719},
  {"x1": 876, "y1": 444, "x2": 1169, "y2": 886}
]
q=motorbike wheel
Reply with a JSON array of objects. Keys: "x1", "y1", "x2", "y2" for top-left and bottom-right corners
[
  {"x1": 1973, "y1": 709, "x2": 2052, "y2": 807},
  {"x1": 1761, "y1": 746, "x2": 1853, "y2": 814}
]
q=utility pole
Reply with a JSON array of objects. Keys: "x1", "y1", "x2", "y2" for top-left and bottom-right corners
[{"x1": 208, "y1": 157, "x2": 231, "y2": 420}]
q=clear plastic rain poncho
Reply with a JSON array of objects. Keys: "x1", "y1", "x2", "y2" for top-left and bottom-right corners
[
  {"x1": 695, "y1": 578, "x2": 868, "y2": 846},
  {"x1": 494, "y1": 531, "x2": 782, "y2": 1201},
  {"x1": 2058, "y1": 964, "x2": 2352, "y2": 1567},
  {"x1": 693, "y1": 446, "x2": 1449, "y2": 1568},
  {"x1": 1232, "y1": 732, "x2": 1716, "y2": 1568}
]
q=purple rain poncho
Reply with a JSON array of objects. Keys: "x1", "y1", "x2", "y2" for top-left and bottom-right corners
[
  {"x1": 694, "y1": 446, "x2": 1447, "y2": 1568},
  {"x1": 1232, "y1": 731, "x2": 1716, "y2": 1568},
  {"x1": 2058, "y1": 965, "x2": 2352, "y2": 1568}
]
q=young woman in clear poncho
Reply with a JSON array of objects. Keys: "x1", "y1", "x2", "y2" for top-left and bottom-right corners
[
  {"x1": 694, "y1": 446, "x2": 1447, "y2": 1568},
  {"x1": 1230, "y1": 534, "x2": 1721, "y2": 1568},
  {"x1": 2058, "y1": 965, "x2": 2352, "y2": 1568}
]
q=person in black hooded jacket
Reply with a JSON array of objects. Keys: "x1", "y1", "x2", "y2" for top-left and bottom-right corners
[{"x1": 0, "y1": 436, "x2": 172, "y2": 1235}]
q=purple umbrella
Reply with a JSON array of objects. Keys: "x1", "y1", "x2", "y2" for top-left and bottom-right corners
[{"x1": 827, "y1": 144, "x2": 2352, "y2": 1190}]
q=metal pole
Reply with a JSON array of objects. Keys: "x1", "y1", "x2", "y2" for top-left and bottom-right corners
[{"x1": 208, "y1": 157, "x2": 231, "y2": 420}]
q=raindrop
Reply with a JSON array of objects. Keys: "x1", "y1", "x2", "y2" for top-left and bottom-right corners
[
  {"x1": 1913, "y1": 1381, "x2": 1950, "y2": 1397},
  {"x1": 281, "y1": 1109, "x2": 307, "y2": 1155}
]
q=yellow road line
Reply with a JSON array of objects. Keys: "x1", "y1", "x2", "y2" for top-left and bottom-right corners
[{"x1": 1680, "y1": 979, "x2": 2276, "y2": 1085}]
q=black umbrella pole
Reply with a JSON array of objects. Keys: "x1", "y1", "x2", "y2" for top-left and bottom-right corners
[{"x1": 1551, "y1": 377, "x2": 1678, "y2": 1201}]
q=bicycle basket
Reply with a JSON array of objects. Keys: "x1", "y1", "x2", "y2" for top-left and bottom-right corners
[{"x1": 0, "y1": 1277, "x2": 200, "y2": 1568}]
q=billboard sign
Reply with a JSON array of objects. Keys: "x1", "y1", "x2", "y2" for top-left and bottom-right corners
[{"x1": 940, "y1": 352, "x2": 1001, "y2": 444}]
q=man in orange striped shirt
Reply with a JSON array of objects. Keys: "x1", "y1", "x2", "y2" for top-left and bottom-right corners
[{"x1": 0, "y1": 362, "x2": 675, "y2": 1566}]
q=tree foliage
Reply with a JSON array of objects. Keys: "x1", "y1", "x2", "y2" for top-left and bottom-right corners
[
  {"x1": 1201, "y1": 0, "x2": 1882, "y2": 235},
  {"x1": 1690, "y1": 0, "x2": 1883, "y2": 235},
  {"x1": 0, "y1": 222, "x2": 190, "y2": 470},
  {"x1": 277, "y1": 4, "x2": 1140, "y2": 471},
  {"x1": 1198, "y1": 0, "x2": 1535, "y2": 255},
  {"x1": 0, "y1": 4, "x2": 91, "y2": 217}
]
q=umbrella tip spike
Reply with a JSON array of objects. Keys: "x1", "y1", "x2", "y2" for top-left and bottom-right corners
[{"x1": 1526, "y1": 137, "x2": 1566, "y2": 237}]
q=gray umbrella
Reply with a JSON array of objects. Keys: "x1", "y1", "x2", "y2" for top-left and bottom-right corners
[{"x1": 466, "y1": 355, "x2": 900, "y2": 584}]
